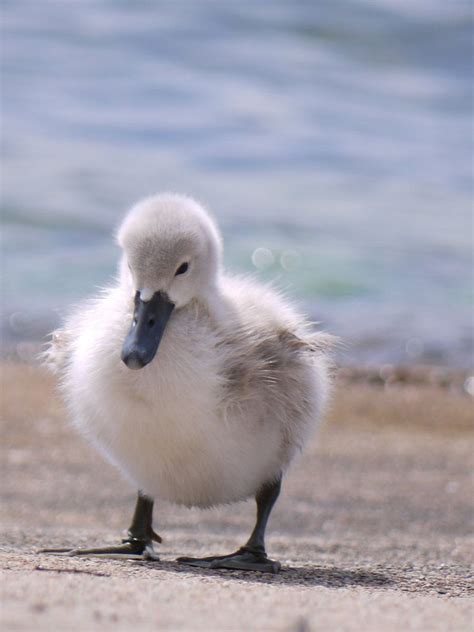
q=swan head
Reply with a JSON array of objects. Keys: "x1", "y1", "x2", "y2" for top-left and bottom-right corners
[{"x1": 116, "y1": 193, "x2": 223, "y2": 369}]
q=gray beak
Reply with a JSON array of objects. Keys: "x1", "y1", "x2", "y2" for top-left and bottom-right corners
[{"x1": 121, "y1": 291, "x2": 174, "y2": 370}]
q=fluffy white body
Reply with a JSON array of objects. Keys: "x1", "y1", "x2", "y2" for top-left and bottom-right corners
[{"x1": 48, "y1": 194, "x2": 332, "y2": 509}]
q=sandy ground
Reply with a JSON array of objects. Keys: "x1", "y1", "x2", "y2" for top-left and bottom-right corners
[{"x1": 1, "y1": 363, "x2": 473, "y2": 631}]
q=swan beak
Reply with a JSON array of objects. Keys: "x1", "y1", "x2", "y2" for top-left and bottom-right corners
[{"x1": 121, "y1": 291, "x2": 174, "y2": 370}]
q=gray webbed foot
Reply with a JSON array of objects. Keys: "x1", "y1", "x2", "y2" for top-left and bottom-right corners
[
  {"x1": 40, "y1": 537, "x2": 160, "y2": 561},
  {"x1": 177, "y1": 547, "x2": 281, "y2": 574},
  {"x1": 40, "y1": 492, "x2": 161, "y2": 560}
]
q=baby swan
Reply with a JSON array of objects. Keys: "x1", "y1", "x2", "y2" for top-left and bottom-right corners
[{"x1": 44, "y1": 193, "x2": 333, "y2": 573}]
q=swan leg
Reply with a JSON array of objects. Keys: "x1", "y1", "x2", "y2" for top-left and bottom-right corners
[
  {"x1": 40, "y1": 491, "x2": 161, "y2": 560},
  {"x1": 178, "y1": 476, "x2": 282, "y2": 574}
]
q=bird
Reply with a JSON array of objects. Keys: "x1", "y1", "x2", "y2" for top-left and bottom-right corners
[{"x1": 43, "y1": 193, "x2": 333, "y2": 573}]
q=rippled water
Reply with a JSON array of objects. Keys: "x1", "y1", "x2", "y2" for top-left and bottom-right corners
[{"x1": 2, "y1": 1, "x2": 472, "y2": 366}]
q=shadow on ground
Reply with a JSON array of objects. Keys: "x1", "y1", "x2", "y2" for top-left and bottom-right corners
[{"x1": 136, "y1": 560, "x2": 394, "y2": 589}]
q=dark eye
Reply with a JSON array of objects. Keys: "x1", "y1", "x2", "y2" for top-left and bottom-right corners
[{"x1": 175, "y1": 262, "x2": 189, "y2": 276}]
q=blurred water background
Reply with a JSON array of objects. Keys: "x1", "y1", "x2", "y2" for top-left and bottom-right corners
[{"x1": 1, "y1": 0, "x2": 472, "y2": 367}]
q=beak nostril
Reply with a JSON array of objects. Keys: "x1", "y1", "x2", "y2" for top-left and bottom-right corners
[{"x1": 148, "y1": 318, "x2": 155, "y2": 328}]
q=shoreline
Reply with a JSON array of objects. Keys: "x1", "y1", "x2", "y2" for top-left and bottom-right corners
[{"x1": 337, "y1": 364, "x2": 472, "y2": 392}]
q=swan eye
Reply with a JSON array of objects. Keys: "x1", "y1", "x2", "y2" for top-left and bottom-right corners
[{"x1": 175, "y1": 262, "x2": 189, "y2": 276}]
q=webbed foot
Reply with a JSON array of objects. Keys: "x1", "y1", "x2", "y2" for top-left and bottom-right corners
[
  {"x1": 40, "y1": 537, "x2": 160, "y2": 561},
  {"x1": 177, "y1": 547, "x2": 280, "y2": 574}
]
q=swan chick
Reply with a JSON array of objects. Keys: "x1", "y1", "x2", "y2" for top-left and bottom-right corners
[{"x1": 42, "y1": 193, "x2": 333, "y2": 573}]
